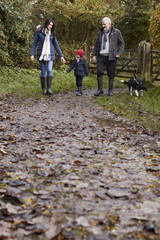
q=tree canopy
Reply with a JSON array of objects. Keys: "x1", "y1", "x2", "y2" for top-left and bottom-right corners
[
  {"x1": 0, "y1": 0, "x2": 159, "y2": 67},
  {"x1": 0, "y1": 0, "x2": 32, "y2": 66},
  {"x1": 149, "y1": 3, "x2": 160, "y2": 50},
  {"x1": 115, "y1": 0, "x2": 151, "y2": 49}
]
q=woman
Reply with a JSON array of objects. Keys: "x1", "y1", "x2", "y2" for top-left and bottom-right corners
[{"x1": 30, "y1": 18, "x2": 66, "y2": 95}]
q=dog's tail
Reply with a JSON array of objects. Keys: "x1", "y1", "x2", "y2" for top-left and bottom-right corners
[{"x1": 121, "y1": 80, "x2": 128, "y2": 84}]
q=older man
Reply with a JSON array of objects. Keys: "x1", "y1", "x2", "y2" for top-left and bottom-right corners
[{"x1": 93, "y1": 17, "x2": 125, "y2": 96}]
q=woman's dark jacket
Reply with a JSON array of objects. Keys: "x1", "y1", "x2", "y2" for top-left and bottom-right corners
[
  {"x1": 93, "y1": 27, "x2": 125, "y2": 61},
  {"x1": 67, "y1": 58, "x2": 89, "y2": 77},
  {"x1": 30, "y1": 28, "x2": 63, "y2": 61}
]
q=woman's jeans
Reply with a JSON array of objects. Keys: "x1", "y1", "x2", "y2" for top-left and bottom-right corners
[{"x1": 39, "y1": 60, "x2": 53, "y2": 77}]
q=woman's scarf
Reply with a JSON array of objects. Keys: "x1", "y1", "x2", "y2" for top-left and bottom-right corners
[
  {"x1": 39, "y1": 28, "x2": 51, "y2": 61},
  {"x1": 76, "y1": 57, "x2": 80, "y2": 62}
]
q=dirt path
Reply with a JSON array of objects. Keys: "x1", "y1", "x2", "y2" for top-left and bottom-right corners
[{"x1": 0, "y1": 89, "x2": 160, "y2": 240}]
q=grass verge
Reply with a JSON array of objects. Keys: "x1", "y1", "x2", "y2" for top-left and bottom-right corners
[
  {"x1": 96, "y1": 82, "x2": 160, "y2": 133},
  {"x1": 0, "y1": 64, "x2": 98, "y2": 99},
  {"x1": 0, "y1": 65, "x2": 160, "y2": 133}
]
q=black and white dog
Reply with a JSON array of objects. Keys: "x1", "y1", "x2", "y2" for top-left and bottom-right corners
[{"x1": 121, "y1": 78, "x2": 147, "y2": 97}]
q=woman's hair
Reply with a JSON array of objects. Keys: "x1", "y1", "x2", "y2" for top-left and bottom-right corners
[{"x1": 41, "y1": 18, "x2": 56, "y2": 36}]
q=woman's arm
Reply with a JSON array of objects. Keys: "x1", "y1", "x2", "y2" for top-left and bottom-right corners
[{"x1": 30, "y1": 30, "x2": 39, "y2": 60}]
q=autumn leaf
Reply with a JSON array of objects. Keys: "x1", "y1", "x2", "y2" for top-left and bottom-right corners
[
  {"x1": 87, "y1": 165, "x2": 93, "y2": 169},
  {"x1": 0, "y1": 146, "x2": 7, "y2": 155}
]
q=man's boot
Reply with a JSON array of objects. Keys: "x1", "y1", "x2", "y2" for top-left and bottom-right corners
[
  {"x1": 108, "y1": 78, "x2": 114, "y2": 96},
  {"x1": 47, "y1": 76, "x2": 53, "y2": 95},
  {"x1": 40, "y1": 77, "x2": 47, "y2": 95},
  {"x1": 94, "y1": 76, "x2": 104, "y2": 96}
]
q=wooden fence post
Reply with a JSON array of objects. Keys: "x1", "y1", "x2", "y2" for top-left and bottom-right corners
[
  {"x1": 143, "y1": 42, "x2": 152, "y2": 82},
  {"x1": 137, "y1": 40, "x2": 146, "y2": 78},
  {"x1": 137, "y1": 40, "x2": 152, "y2": 82}
]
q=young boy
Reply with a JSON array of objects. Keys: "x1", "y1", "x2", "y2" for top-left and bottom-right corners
[{"x1": 67, "y1": 49, "x2": 88, "y2": 96}]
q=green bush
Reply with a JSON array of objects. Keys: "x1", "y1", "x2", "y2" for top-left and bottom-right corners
[{"x1": 0, "y1": 0, "x2": 32, "y2": 67}]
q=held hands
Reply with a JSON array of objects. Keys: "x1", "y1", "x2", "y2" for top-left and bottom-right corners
[
  {"x1": 61, "y1": 57, "x2": 66, "y2": 63},
  {"x1": 93, "y1": 56, "x2": 97, "y2": 63},
  {"x1": 30, "y1": 56, "x2": 34, "y2": 62}
]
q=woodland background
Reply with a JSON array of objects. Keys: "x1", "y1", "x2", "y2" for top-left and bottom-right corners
[{"x1": 0, "y1": 0, "x2": 160, "y2": 68}]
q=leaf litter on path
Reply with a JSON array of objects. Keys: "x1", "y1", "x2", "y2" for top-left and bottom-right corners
[{"x1": 0, "y1": 89, "x2": 160, "y2": 240}]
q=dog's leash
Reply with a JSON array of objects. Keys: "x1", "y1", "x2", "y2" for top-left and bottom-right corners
[{"x1": 133, "y1": 77, "x2": 142, "y2": 85}]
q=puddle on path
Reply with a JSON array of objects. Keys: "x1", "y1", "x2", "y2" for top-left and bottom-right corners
[{"x1": 94, "y1": 116, "x2": 138, "y2": 135}]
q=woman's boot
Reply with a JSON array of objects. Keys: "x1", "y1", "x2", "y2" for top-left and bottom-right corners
[
  {"x1": 47, "y1": 76, "x2": 53, "y2": 95},
  {"x1": 94, "y1": 76, "x2": 103, "y2": 96},
  {"x1": 40, "y1": 77, "x2": 47, "y2": 95}
]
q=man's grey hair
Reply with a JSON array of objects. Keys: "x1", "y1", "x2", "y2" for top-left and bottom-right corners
[{"x1": 102, "y1": 17, "x2": 111, "y2": 24}]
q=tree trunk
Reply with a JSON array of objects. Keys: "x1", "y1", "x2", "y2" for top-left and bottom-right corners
[
  {"x1": 68, "y1": 0, "x2": 74, "y2": 43},
  {"x1": 69, "y1": 20, "x2": 73, "y2": 43}
]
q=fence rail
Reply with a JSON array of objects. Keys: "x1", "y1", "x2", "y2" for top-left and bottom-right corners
[
  {"x1": 151, "y1": 49, "x2": 160, "y2": 82},
  {"x1": 89, "y1": 45, "x2": 160, "y2": 82},
  {"x1": 116, "y1": 49, "x2": 138, "y2": 78}
]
